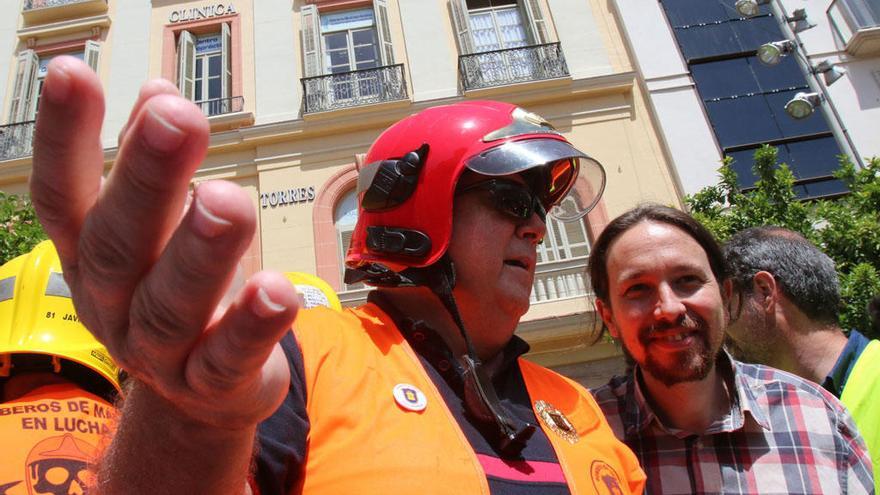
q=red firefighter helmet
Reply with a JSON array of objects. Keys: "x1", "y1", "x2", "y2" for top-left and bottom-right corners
[{"x1": 345, "y1": 100, "x2": 605, "y2": 277}]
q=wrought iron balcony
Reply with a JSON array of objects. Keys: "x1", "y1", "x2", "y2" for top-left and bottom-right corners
[
  {"x1": 195, "y1": 96, "x2": 244, "y2": 117},
  {"x1": 25, "y1": 0, "x2": 88, "y2": 8},
  {"x1": 22, "y1": 0, "x2": 108, "y2": 25},
  {"x1": 0, "y1": 121, "x2": 36, "y2": 161},
  {"x1": 301, "y1": 64, "x2": 408, "y2": 114},
  {"x1": 828, "y1": 0, "x2": 880, "y2": 56},
  {"x1": 530, "y1": 257, "x2": 590, "y2": 304},
  {"x1": 459, "y1": 42, "x2": 569, "y2": 92}
]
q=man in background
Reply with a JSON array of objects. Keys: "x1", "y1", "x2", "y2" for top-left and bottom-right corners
[{"x1": 724, "y1": 226, "x2": 880, "y2": 491}]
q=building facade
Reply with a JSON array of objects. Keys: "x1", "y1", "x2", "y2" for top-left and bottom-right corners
[
  {"x1": 1, "y1": 0, "x2": 684, "y2": 386},
  {"x1": 613, "y1": 0, "x2": 880, "y2": 197}
]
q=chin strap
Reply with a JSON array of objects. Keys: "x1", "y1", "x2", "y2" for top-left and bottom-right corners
[{"x1": 346, "y1": 257, "x2": 535, "y2": 456}]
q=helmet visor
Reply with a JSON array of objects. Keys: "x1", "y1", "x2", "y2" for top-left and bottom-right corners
[{"x1": 464, "y1": 138, "x2": 606, "y2": 221}]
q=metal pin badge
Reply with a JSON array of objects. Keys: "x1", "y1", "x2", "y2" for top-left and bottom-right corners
[
  {"x1": 393, "y1": 383, "x2": 427, "y2": 412},
  {"x1": 535, "y1": 400, "x2": 578, "y2": 444}
]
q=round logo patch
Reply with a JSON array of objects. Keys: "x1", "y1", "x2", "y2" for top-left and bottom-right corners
[
  {"x1": 393, "y1": 383, "x2": 427, "y2": 412},
  {"x1": 590, "y1": 460, "x2": 624, "y2": 495}
]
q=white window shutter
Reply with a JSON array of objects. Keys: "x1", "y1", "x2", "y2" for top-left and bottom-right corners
[
  {"x1": 301, "y1": 4, "x2": 323, "y2": 77},
  {"x1": 84, "y1": 40, "x2": 101, "y2": 73},
  {"x1": 449, "y1": 0, "x2": 474, "y2": 55},
  {"x1": 373, "y1": 0, "x2": 394, "y2": 66},
  {"x1": 521, "y1": 0, "x2": 551, "y2": 45},
  {"x1": 177, "y1": 30, "x2": 196, "y2": 100},
  {"x1": 221, "y1": 22, "x2": 232, "y2": 99},
  {"x1": 8, "y1": 50, "x2": 39, "y2": 123}
]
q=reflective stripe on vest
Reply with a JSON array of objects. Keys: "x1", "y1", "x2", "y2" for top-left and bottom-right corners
[
  {"x1": 292, "y1": 304, "x2": 645, "y2": 494},
  {"x1": 840, "y1": 339, "x2": 880, "y2": 493}
]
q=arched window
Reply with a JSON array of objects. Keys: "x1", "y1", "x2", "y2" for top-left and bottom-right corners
[
  {"x1": 334, "y1": 188, "x2": 362, "y2": 291},
  {"x1": 532, "y1": 197, "x2": 591, "y2": 303}
]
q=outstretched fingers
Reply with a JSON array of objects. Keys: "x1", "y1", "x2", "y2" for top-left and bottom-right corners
[
  {"x1": 124, "y1": 180, "x2": 258, "y2": 376},
  {"x1": 73, "y1": 84, "x2": 209, "y2": 350},
  {"x1": 184, "y1": 271, "x2": 299, "y2": 428},
  {"x1": 29, "y1": 57, "x2": 298, "y2": 430}
]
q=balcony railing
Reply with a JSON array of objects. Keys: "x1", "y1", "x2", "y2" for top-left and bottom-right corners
[
  {"x1": 530, "y1": 257, "x2": 590, "y2": 304},
  {"x1": 301, "y1": 64, "x2": 408, "y2": 114},
  {"x1": 195, "y1": 96, "x2": 244, "y2": 117},
  {"x1": 0, "y1": 121, "x2": 36, "y2": 161},
  {"x1": 21, "y1": 0, "x2": 108, "y2": 27},
  {"x1": 459, "y1": 42, "x2": 569, "y2": 92},
  {"x1": 24, "y1": 0, "x2": 94, "y2": 8},
  {"x1": 828, "y1": 0, "x2": 880, "y2": 55}
]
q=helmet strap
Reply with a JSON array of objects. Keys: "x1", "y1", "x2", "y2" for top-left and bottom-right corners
[
  {"x1": 346, "y1": 256, "x2": 536, "y2": 455},
  {"x1": 417, "y1": 255, "x2": 536, "y2": 456}
]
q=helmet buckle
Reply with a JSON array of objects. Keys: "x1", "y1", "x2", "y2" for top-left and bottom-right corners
[{"x1": 366, "y1": 226, "x2": 431, "y2": 258}]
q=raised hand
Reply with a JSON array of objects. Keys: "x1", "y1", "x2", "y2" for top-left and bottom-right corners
[{"x1": 29, "y1": 56, "x2": 299, "y2": 436}]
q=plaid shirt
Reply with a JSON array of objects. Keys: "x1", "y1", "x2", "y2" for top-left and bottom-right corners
[{"x1": 591, "y1": 354, "x2": 874, "y2": 494}]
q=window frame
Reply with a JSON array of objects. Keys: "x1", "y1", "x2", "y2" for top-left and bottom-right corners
[
  {"x1": 162, "y1": 14, "x2": 241, "y2": 113},
  {"x1": 450, "y1": 0, "x2": 553, "y2": 55},
  {"x1": 7, "y1": 40, "x2": 99, "y2": 124},
  {"x1": 300, "y1": 1, "x2": 396, "y2": 79}
]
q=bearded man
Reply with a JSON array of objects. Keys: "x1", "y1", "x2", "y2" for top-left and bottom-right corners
[{"x1": 588, "y1": 204, "x2": 873, "y2": 494}]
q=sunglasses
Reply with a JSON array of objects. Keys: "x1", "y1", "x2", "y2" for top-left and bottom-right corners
[{"x1": 456, "y1": 179, "x2": 547, "y2": 222}]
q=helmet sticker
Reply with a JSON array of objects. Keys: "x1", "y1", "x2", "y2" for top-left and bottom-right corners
[{"x1": 482, "y1": 107, "x2": 560, "y2": 142}]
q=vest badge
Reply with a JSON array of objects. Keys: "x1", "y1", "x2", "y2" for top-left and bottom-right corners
[
  {"x1": 393, "y1": 383, "x2": 427, "y2": 412},
  {"x1": 534, "y1": 400, "x2": 578, "y2": 444}
]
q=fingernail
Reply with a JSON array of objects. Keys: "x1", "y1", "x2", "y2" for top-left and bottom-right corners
[
  {"x1": 190, "y1": 192, "x2": 233, "y2": 238},
  {"x1": 143, "y1": 106, "x2": 186, "y2": 153},
  {"x1": 44, "y1": 65, "x2": 71, "y2": 104},
  {"x1": 252, "y1": 288, "x2": 286, "y2": 318}
]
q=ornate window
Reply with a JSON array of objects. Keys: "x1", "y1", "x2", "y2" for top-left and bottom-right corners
[
  {"x1": 7, "y1": 42, "x2": 98, "y2": 123},
  {"x1": 300, "y1": 2, "x2": 406, "y2": 113},
  {"x1": 333, "y1": 188, "x2": 363, "y2": 291},
  {"x1": 531, "y1": 197, "x2": 593, "y2": 303},
  {"x1": 176, "y1": 23, "x2": 238, "y2": 116},
  {"x1": 450, "y1": 0, "x2": 567, "y2": 90}
]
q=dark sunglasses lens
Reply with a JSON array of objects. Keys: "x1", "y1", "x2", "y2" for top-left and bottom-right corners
[
  {"x1": 534, "y1": 201, "x2": 547, "y2": 221},
  {"x1": 494, "y1": 189, "x2": 532, "y2": 219}
]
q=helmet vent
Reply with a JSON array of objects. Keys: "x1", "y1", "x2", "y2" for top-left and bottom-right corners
[{"x1": 360, "y1": 144, "x2": 429, "y2": 211}]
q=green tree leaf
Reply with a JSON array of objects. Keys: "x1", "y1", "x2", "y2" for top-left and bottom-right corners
[
  {"x1": 686, "y1": 150, "x2": 880, "y2": 339},
  {"x1": 0, "y1": 191, "x2": 48, "y2": 265}
]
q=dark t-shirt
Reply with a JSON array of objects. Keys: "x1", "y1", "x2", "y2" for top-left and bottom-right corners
[{"x1": 253, "y1": 294, "x2": 571, "y2": 495}]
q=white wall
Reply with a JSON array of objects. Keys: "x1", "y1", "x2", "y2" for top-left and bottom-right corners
[
  {"x1": 254, "y1": 0, "x2": 300, "y2": 123},
  {"x1": 547, "y1": 0, "x2": 611, "y2": 78},
  {"x1": 611, "y1": 0, "x2": 722, "y2": 194},
  {"x1": 397, "y1": 0, "x2": 460, "y2": 102},
  {"x1": 103, "y1": 0, "x2": 151, "y2": 148}
]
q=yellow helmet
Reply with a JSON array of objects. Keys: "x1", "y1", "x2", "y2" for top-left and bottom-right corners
[
  {"x1": 284, "y1": 272, "x2": 342, "y2": 311},
  {"x1": 0, "y1": 240, "x2": 121, "y2": 397}
]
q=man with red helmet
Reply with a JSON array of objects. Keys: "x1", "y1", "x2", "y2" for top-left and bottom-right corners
[{"x1": 28, "y1": 57, "x2": 644, "y2": 494}]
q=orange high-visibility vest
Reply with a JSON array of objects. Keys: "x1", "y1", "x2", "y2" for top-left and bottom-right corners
[
  {"x1": 0, "y1": 383, "x2": 116, "y2": 495},
  {"x1": 291, "y1": 304, "x2": 645, "y2": 494}
]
